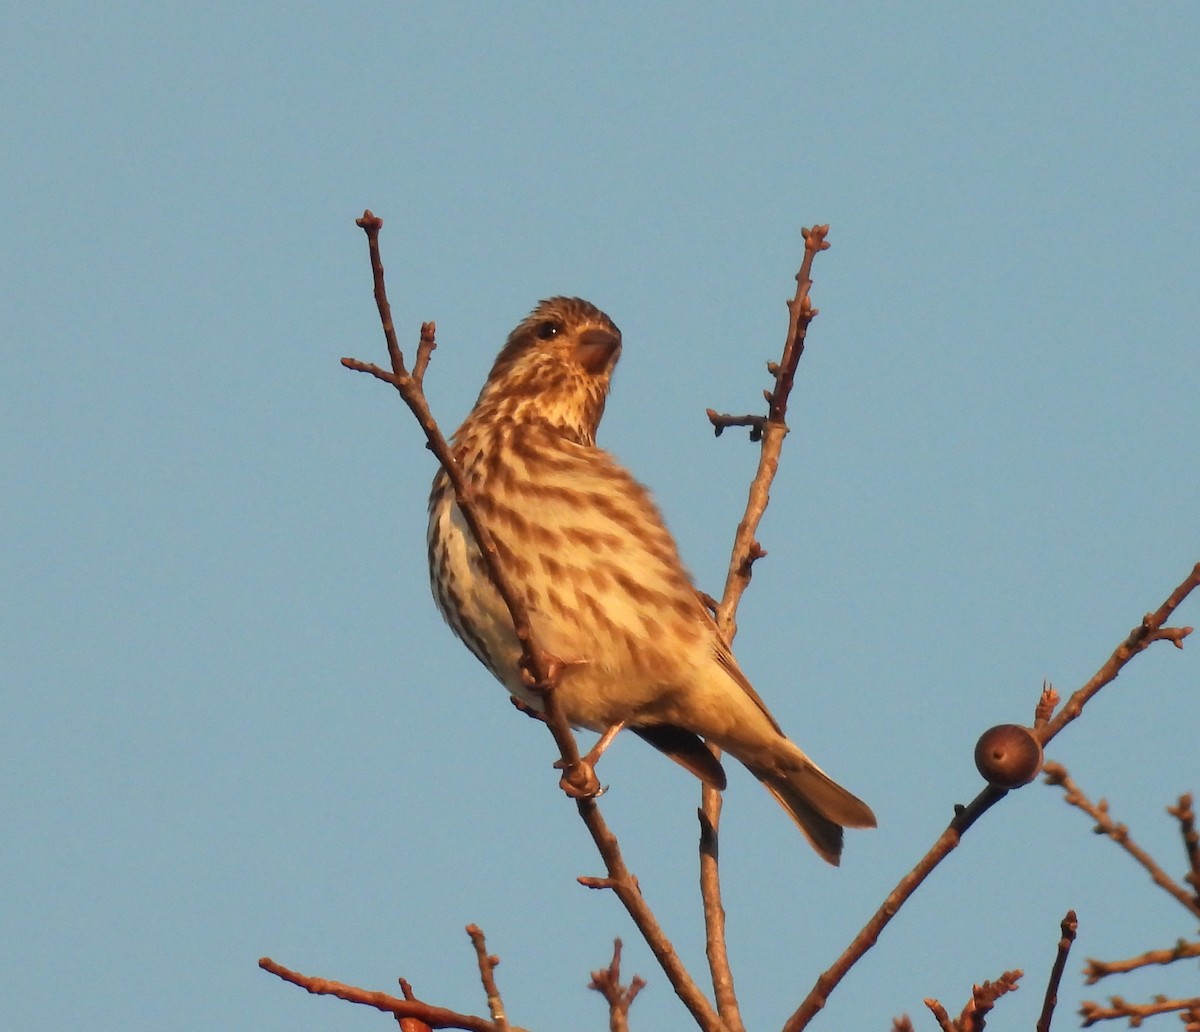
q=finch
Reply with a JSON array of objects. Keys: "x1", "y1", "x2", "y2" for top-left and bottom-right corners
[{"x1": 427, "y1": 297, "x2": 875, "y2": 863}]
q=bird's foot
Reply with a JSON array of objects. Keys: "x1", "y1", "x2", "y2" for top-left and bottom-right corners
[
  {"x1": 554, "y1": 721, "x2": 626, "y2": 799},
  {"x1": 556, "y1": 761, "x2": 604, "y2": 799},
  {"x1": 519, "y1": 651, "x2": 589, "y2": 696}
]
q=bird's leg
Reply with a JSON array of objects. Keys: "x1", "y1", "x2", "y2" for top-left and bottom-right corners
[
  {"x1": 556, "y1": 721, "x2": 627, "y2": 799},
  {"x1": 585, "y1": 720, "x2": 627, "y2": 764},
  {"x1": 523, "y1": 649, "x2": 616, "y2": 798}
]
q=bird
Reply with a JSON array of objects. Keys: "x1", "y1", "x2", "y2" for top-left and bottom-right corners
[{"x1": 426, "y1": 296, "x2": 875, "y2": 863}]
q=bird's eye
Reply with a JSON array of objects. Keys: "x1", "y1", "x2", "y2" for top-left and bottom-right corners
[{"x1": 534, "y1": 320, "x2": 562, "y2": 340}]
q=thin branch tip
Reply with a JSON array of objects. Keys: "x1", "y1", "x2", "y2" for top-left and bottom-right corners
[{"x1": 801, "y1": 224, "x2": 832, "y2": 251}]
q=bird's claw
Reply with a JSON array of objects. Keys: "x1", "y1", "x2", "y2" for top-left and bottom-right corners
[
  {"x1": 553, "y1": 720, "x2": 625, "y2": 799},
  {"x1": 555, "y1": 758, "x2": 605, "y2": 799}
]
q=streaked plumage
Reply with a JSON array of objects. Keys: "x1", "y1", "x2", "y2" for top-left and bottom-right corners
[{"x1": 427, "y1": 297, "x2": 874, "y2": 863}]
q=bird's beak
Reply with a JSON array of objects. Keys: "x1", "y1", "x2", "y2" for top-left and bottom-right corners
[{"x1": 574, "y1": 327, "x2": 622, "y2": 374}]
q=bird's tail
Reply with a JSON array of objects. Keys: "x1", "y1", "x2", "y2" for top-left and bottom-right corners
[{"x1": 749, "y1": 761, "x2": 876, "y2": 866}]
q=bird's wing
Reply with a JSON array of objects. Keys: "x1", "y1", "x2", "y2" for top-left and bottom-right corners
[
  {"x1": 631, "y1": 724, "x2": 728, "y2": 789},
  {"x1": 711, "y1": 635, "x2": 785, "y2": 735}
]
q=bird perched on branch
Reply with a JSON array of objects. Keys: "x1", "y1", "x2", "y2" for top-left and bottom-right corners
[{"x1": 427, "y1": 297, "x2": 874, "y2": 863}]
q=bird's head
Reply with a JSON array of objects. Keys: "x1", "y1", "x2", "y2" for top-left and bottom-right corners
[{"x1": 473, "y1": 297, "x2": 622, "y2": 444}]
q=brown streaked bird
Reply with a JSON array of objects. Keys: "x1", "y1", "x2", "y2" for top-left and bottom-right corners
[{"x1": 427, "y1": 297, "x2": 875, "y2": 863}]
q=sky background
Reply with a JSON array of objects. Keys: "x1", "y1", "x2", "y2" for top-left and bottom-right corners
[{"x1": 3, "y1": 4, "x2": 1199, "y2": 1031}]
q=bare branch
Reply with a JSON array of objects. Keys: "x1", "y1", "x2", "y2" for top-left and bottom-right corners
[
  {"x1": 923, "y1": 997, "x2": 956, "y2": 1032},
  {"x1": 346, "y1": 214, "x2": 723, "y2": 1030},
  {"x1": 346, "y1": 215, "x2": 589, "y2": 790},
  {"x1": 572, "y1": 798, "x2": 727, "y2": 1032},
  {"x1": 768, "y1": 224, "x2": 828, "y2": 425},
  {"x1": 712, "y1": 225, "x2": 830, "y2": 640},
  {"x1": 588, "y1": 939, "x2": 647, "y2": 1032},
  {"x1": 692, "y1": 229, "x2": 832, "y2": 1029},
  {"x1": 466, "y1": 925, "x2": 510, "y2": 1032},
  {"x1": 259, "y1": 957, "x2": 499, "y2": 1032},
  {"x1": 783, "y1": 562, "x2": 1199, "y2": 1029},
  {"x1": 1084, "y1": 940, "x2": 1200, "y2": 984},
  {"x1": 1185, "y1": 1001, "x2": 1200, "y2": 1032},
  {"x1": 413, "y1": 319, "x2": 437, "y2": 385},
  {"x1": 1080, "y1": 994, "x2": 1200, "y2": 1027},
  {"x1": 919, "y1": 971, "x2": 1024, "y2": 1032},
  {"x1": 1167, "y1": 793, "x2": 1200, "y2": 905},
  {"x1": 577, "y1": 876, "x2": 623, "y2": 891},
  {"x1": 783, "y1": 784, "x2": 1007, "y2": 1032},
  {"x1": 705, "y1": 409, "x2": 766, "y2": 441},
  {"x1": 1040, "y1": 563, "x2": 1199, "y2": 744},
  {"x1": 1036, "y1": 911, "x2": 1078, "y2": 1032},
  {"x1": 698, "y1": 790, "x2": 745, "y2": 1032},
  {"x1": 960, "y1": 969, "x2": 1022, "y2": 1032},
  {"x1": 398, "y1": 979, "x2": 435, "y2": 1032},
  {"x1": 354, "y1": 211, "x2": 406, "y2": 383},
  {"x1": 1043, "y1": 763, "x2": 1200, "y2": 921}
]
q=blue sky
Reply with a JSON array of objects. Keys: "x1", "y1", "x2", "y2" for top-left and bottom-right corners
[{"x1": 3, "y1": 4, "x2": 1198, "y2": 1030}]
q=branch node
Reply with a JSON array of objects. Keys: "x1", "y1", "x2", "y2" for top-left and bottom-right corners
[
  {"x1": 578, "y1": 876, "x2": 621, "y2": 890},
  {"x1": 589, "y1": 939, "x2": 647, "y2": 1032}
]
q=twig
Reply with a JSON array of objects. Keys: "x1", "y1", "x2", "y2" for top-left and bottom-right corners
[
  {"x1": 412, "y1": 319, "x2": 437, "y2": 384},
  {"x1": 398, "y1": 978, "x2": 435, "y2": 1032},
  {"x1": 582, "y1": 850, "x2": 727, "y2": 1032},
  {"x1": 1037, "y1": 910, "x2": 1078, "y2": 1032},
  {"x1": 960, "y1": 970, "x2": 1022, "y2": 1032},
  {"x1": 466, "y1": 925, "x2": 510, "y2": 1032},
  {"x1": 1042, "y1": 763, "x2": 1200, "y2": 921},
  {"x1": 705, "y1": 409, "x2": 767, "y2": 442},
  {"x1": 698, "y1": 789, "x2": 745, "y2": 1032},
  {"x1": 1167, "y1": 793, "x2": 1200, "y2": 904},
  {"x1": 1080, "y1": 994, "x2": 1200, "y2": 1027},
  {"x1": 588, "y1": 939, "x2": 647, "y2": 1032},
  {"x1": 712, "y1": 225, "x2": 830, "y2": 641},
  {"x1": 921, "y1": 971, "x2": 1023, "y2": 1032},
  {"x1": 923, "y1": 997, "x2": 956, "y2": 1032},
  {"x1": 347, "y1": 216, "x2": 569, "y2": 749},
  {"x1": 782, "y1": 784, "x2": 1007, "y2": 1032},
  {"x1": 695, "y1": 228, "x2": 830, "y2": 1030},
  {"x1": 344, "y1": 212, "x2": 584, "y2": 783},
  {"x1": 769, "y1": 225, "x2": 829, "y2": 424},
  {"x1": 1039, "y1": 563, "x2": 1199, "y2": 745},
  {"x1": 258, "y1": 957, "x2": 499, "y2": 1032},
  {"x1": 1084, "y1": 940, "x2": 1200, "y2": 984},
  {"x1": 573, "y1": 797, "x2": 727, "y2": 1032},
  {"x1": 1184, "y1": 1001, "x2": 1200, "y2": 1032}
]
